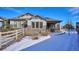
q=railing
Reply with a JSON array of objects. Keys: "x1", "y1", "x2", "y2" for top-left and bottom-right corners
[{"x1": 0, "y1": 28, "x2": 26, "y2": 49}]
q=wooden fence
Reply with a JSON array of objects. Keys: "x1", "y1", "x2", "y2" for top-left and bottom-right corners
[{"x1": 0, "y1": 28, "x2": 26, "y2": 49}]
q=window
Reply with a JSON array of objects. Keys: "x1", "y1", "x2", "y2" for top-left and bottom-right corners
[
  {"x1": 32, "y1": 22, "x2": 35, "y2": 28},
  {"x1": 36, "y1": 22, "x2": 39, "y2": 28},
  {"x1": 32, "y1": 22, "x2": 43, "y2": 28},
  {"x1": 40, "y1": 22, "x2": 43, "y2": 28}
]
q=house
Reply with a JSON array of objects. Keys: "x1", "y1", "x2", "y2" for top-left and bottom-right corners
[
  {"x1": 8, "y1": 13, "x2": 47, "y2": 30},
  {"x1": 0, "y1": 13, "x2": 62, "y2": 33}
]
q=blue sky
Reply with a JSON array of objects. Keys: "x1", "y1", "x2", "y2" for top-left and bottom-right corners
[{"x1": 0, "y1": 7, "x2": 79, "y2": 26}]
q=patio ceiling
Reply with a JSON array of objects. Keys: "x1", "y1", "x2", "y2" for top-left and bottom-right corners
[{"x1": 47, "y1": 19, "x2": 62, "y2": 24}]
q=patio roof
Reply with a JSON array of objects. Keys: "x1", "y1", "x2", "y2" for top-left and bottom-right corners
[{"x1": 47, "y1": 19, "x2": 62, "y2": 24}]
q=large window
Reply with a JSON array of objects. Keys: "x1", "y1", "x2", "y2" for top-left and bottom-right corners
[
  {"x1": 32, "y1": 22, "x2": 35, "y2": 28},
  {"x1": 36, "y1": 22, "x2": 39, "y2": 28},
  {"x1": 40, "y1": 22, "x2": 43, "y2": 28},
  {"x1": 32, "y1": 22, "x2": 43, "y2": 28}
]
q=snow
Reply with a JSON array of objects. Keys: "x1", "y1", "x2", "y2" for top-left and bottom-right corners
[
  {"x1": 21, "y1": 31, "x2": 79, "y2": 51},
  {"x1": 3, "y1": 35, "x2": 51, "y2": 51},
  {"x1": 3, "y1": 30, "x2": 79, "y2": 51}
]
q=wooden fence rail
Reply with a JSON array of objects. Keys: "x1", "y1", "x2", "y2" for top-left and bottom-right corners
[{"x1": 0, "y1": 28, "x2": 26, "y2": 49}]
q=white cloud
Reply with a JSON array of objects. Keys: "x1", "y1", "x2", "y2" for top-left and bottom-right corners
[
  {"x1": 68, "y1": 7, "x2": 79, "y2": 15},
  {"x1": 2, "y1": 7, "x2": 22, "y2": 13},
  {"x1": 69, "y1": 8, "x2": 78, "y2": 12},
  {"x1": 66, "y1": 7, "x2": 79, "y2": 20},
  {"x1": 72, "y1": 16, "x2": 79, "y2": 19}
]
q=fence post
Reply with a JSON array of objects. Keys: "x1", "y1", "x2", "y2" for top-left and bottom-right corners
[
  {"x1": 0, "y1": 32, "x2": 2, "y2": 49},
  {"x1": 16, "y1": 30, "x2": 18, "y2": 41}
]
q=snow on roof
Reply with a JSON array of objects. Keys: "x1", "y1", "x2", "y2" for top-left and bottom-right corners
[
  {"x1": 0, "y1": 17, "x2": 5, "y2": 21},
  {"x1": 16, "y1": 13, "x2": 34, "y2": 18},
  {"x1": 0, "y1": 19, "x2": 4, "y2": 22},
  {"x1": 0, "y1": 13, "x2": 62, "y2": 23}
]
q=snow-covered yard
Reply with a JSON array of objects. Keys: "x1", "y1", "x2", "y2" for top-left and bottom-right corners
[
  {"x1": 3, "y1": 30, "x2": 79, "y2": 51},
  {"x1": 3, "y1": 35, "x2": 51, "y2": 51},
  {"x1": 21, "y1": 31, "x2": 79, "y2": 51}
]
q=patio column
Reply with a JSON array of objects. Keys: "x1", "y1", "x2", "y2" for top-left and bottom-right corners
[
  {"x1": 56, "y1": 23, "x2": 61, "y2": 31},
  {"x1": 13, "y1": 21, "x2": 15, "y2": 28},
  {"x1": 59, "y1": 23, "x2": 61, "y2": 31},
  {"x1": 21, "y1": 21, "x2": 24, "y2": 28},
  {"x1": 17, "y1": 21, "x2": 20, "y2": 28}
]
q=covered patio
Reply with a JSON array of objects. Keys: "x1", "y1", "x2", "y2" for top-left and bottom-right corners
[{"x1": 47, "y1": 19, "x2": 62, "y2": 32}]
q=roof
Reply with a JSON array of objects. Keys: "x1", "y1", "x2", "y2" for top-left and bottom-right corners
[
  {"x1": 0, "y1": 17, "x2": 5, "y2": 22},
  {"x1": 16, "y1": 13, "x2": 34, "y2": 18},
  {"x1": 15, "y1": 13, "x2": 46, "y2": 20},
  {"x1": 47, "y1": 18, "x2": 62, "y2": 24},
  {"x1": 0, "y1": 13, "x2": 62, "y2": 23}
]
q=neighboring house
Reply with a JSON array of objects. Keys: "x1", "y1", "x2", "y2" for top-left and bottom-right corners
[
  {"x1": 0, "y1": 13, "x2": 62, "y2": 32},
  {"x1": 0, "y1": 17, "x2": 7, "y2": 29},
  {"x1": 0, "y1": 17, "x2": 4, "y2": 27},
  {"x1": 0, "y1": 18, "x2": 3, "y2": 30}
]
